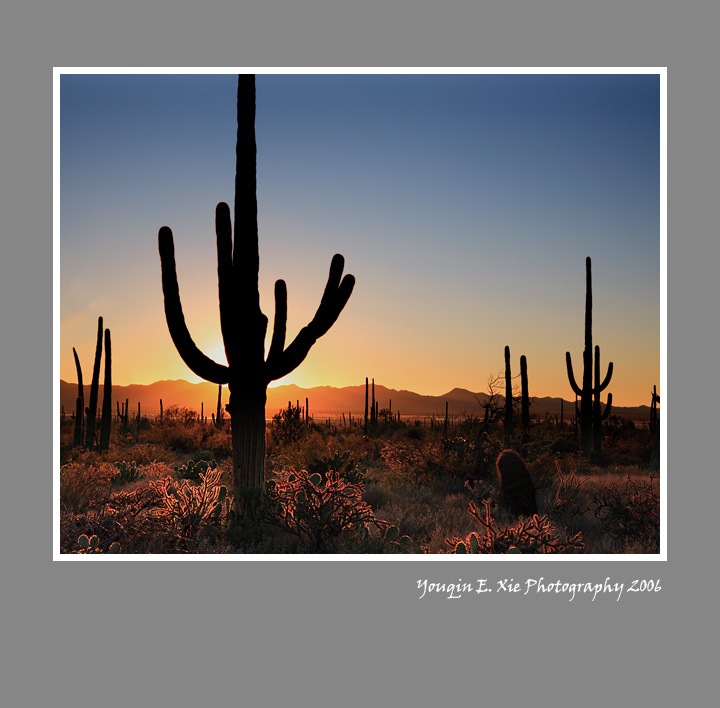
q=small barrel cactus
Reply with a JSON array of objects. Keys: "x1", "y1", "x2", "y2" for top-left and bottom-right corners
[{"x1": 496, "y1": 450, "x2": 537, "y2": 517}]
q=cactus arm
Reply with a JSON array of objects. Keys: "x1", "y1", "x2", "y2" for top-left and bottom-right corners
[
  {"x1": 266, "y1": 279, "x2": 288, "y2": 367},
  {"x1": 598, "y1": 362, "x2": 613, "y2": 392},
  {"x1": 565, "y1": 352, "x2": 583, "y2": 396},
  {"x1": 215, "y1": 201, "x2": 234, "y2": 360},
  {"x1": 600, "y1": 392, "x2": 612, "y2": 421},
  {"x1": 72, "y1": 347, "x2": 84, "y2": 397},
  {"x1": 99, "y1": 329, "x2": 112, "y2": 451},
  {"x1": 307, "y1": 254, "x2": 356, "y2": 339},
  {"x1": 266, "y1": 254, "x2": 355, "y2": 382},
  {"x1": 158, "y1": 226, "x2": 230, "y2": 384}
]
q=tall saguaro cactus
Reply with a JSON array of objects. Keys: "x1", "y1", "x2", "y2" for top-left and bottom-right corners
[
  {"x1": 158, "y1": 74, "x2": 355, "y2": 495},
  {"x1": 566, "y1": 257, "x2": 613, "y2": 459},
  {"x1": 99, "y1": 329, "x2": 112, "y2": 451},
  {"x1": 72, "y1": 348, "x2": 84, "y2": 447},
  {"x1": 504, "y1": 346, "x2": 514, "y2": 447},
  {"x1": 86, "y1": 317, "x2": 103, "y2": 449},
  {"x1": 520, "y1": 354, "x2": 530, "y2": 429}
]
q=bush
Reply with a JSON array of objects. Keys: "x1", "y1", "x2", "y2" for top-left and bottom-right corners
[
  {"x1": 592, "y1": 475, "x2": 660, "y2": 552},
  {"x1": 445, "y1": 499, "x2": 584, "y2": 554},
  {"x1": 270, "y1": 403, "x2": 306, "y2": 446},
  {"x1": 173, "y1": 458, "x2": 218, "y2": 482},
  {"x1": 60, "y1": 459, "x2": 116, "y2": 512},
  {"x1": 307, "y1": 450, "x2": 365, "y2": 485},
  {"x1": 148, "y1": 467, "x2": 228, "y2": 546},
  {"x1": 113, "y1": 460, "x2": 144, "y2": 485},
  {"x1": 261, "y1": 469, "x2": 390, "y2": 552}
]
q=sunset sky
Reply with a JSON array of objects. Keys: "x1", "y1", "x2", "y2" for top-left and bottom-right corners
[{"x1": 57, "y1": 70, "x2": 663, "y2": 408}]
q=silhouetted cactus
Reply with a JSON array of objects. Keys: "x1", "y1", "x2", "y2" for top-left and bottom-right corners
[
  {"x1": 520, "y1": 354, "x2": 530, "y2": 429},
  {"x1": 592, "y1": 345, "x2": 612, "y2": 457},
  {"x1": 214, "y1": 384, "x2": 225, "y2": 429},
  {"x1": 158, "y1": 74, "x2": 354, "y2": 496},
  {"x1": 99, "y1": 328, "x2": 112, "y2": 451},
  {"x1": 566, "y1": 257, "x2": 613, "y2": 459},
  {"x1": 72, "y1": 348, "x2": 84, "y2": 447},
  {"x1": 649, "y1": 385, "x2": 660, "y2": 434},
  {"x1": 649, "y1": 386, "x2": 660, "y2": 470},
  {"x1": 496, "y1": 449, "x2": 537, "y2": 517},
  {"x1": 86, "y1": 317, "x2": 103, "y2": 449},
  {"x1": 364, "y1": 377, "x2": 369, "y2": 429},
  {"x1": 504, "y1": 346, "x2": 514, "y2": 446}
]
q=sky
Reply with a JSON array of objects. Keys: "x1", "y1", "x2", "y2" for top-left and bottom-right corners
[{"x1": 58, "y1": 70, "x2": 663, "y2": 407}]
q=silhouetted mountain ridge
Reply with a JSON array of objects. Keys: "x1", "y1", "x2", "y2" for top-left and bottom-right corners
[{"x1": 59, "y1": 379, "x2": 651, "y2": 421}]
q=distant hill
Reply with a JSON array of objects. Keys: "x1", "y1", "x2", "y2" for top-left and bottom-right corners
[{"x1": 59, "y1": 379, "x2": 651, "y2": 423}]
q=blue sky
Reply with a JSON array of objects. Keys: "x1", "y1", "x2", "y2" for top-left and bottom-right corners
[{"x1": 59, "y1": 71, "x2": 662, "y2": 406}]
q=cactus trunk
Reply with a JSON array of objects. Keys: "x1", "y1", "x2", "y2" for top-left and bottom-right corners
[
  {"x1": 364, "y1": 377, "x2": 369, "y2": 429},
  {"x1": 504, "y1": 346, "x2": 514, "y2": 447},
  {"x1": 99, "y1": 329, "x2": 112, "y2": 451},
  {"x1": 520, "y1": 354, "x2": 530, "y2": 429},
  {"x1": 86, "y1": 317, "x2": 103, "y2": 449}
]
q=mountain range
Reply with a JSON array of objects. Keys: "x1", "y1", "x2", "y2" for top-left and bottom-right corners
[{"x1": 59, "y1": 379, "x2": 651, "y2": 423}]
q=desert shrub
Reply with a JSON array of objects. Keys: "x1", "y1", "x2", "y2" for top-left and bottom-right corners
[
  {"x1": 307, "y1": 450, "x2": 364, "y2": 485},
  {"x1": 464, "y1": 477, "x2": 499, "y2": 508},
  {"x1": 113, "y1": 460, "x2": 144, "y2": 486},
  {"x1": 59, "y1": 484, "x2": 172, "y2": 553},
  {"x1": 445, "y1": 499, "x2": 584, "y2": 554},
  {"x1": 592, "y1": 475, "x2": 660, "y2": 552},
  {"x1": 148, "y1": 468, "x2": 228, "y2": 546},
  {"x1": 269, "y1": 402, "x2": 306, "y2": 446},
  {"x1": 162, "y1": 405, "x2": 199, "y2": 424},
  {"x1": 259, "y1": 470, "x2": 391, "y2": 552},
  {"x1": 60, "y1": 459, "x2": 117, "y2": 512},
  {"x1": 546, "y1": 464, "x2": 588, "y2": 523},
  {"x1": 470, "y1": 431, "x2": 504, "y2": 480},
  {"x1": 440, "y1": 436, "x2": 478, "y2": 478},
  {"x1": 173, "y1": 458, "x2": 218, "y2": 482},
  {"x1": 379, "y1": 439, "x2": 447, "y2": 485}
]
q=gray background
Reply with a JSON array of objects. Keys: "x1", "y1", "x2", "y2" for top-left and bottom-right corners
[{"x1": 1, "y1": 1, "x2": 712, "y2": 706}]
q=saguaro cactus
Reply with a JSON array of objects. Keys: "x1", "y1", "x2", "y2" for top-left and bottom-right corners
[
  {"x1": 99, "y1": 329, "x2": 112, "y2": 451},
  {"x1": 72, "y1": 348, "x2": 84, "y2": 447},
  {"x1": 158, "y1": 74, "x2": 354, "y2": 495},
  {"x1": 504, "y1": 346, "x2": 514, "y2": 446},
  {"x1": 520, "y1": 354, "x2": 530, "y2": 429},
  {"x1": 566, "y1": 257, "x2": 613, "y2": 459},
  {"x1": 86, "y1": 317, "x2": 103, "y2": 450}
]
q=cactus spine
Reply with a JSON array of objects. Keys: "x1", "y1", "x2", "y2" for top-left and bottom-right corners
[
  {"x1": 566, "y1": 257, "x2": 613, "y2": 459},
  {"x1": 158, "y1": 75, "x2": 354, "y2": 496}
]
